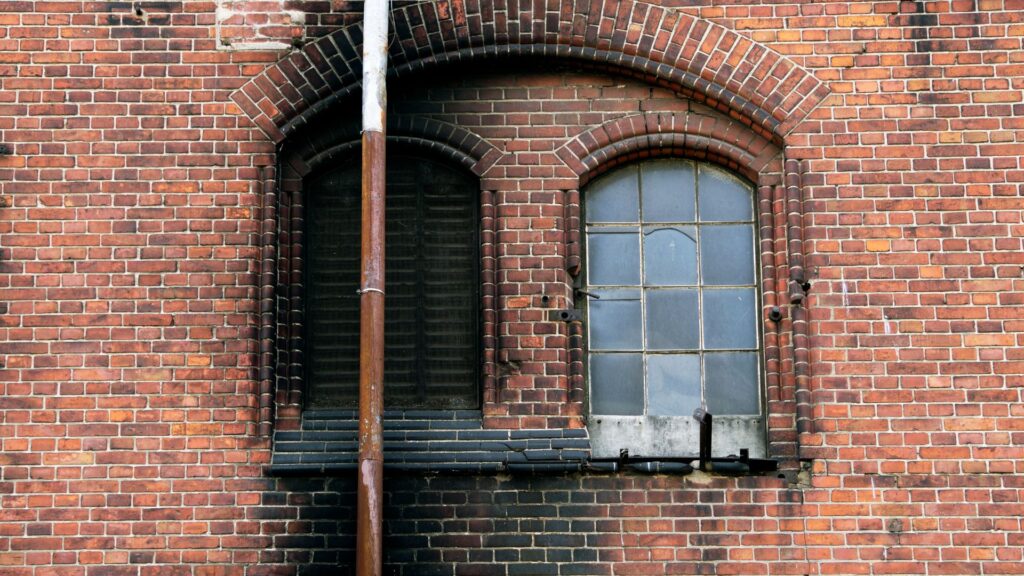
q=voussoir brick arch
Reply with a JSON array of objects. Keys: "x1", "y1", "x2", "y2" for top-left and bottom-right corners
[
  {"x1": 230, "y1": 0, "x2": 829, "y2": 145},
  {"x1": 558, "y1": 112, "x2": 783, "y2": 186},
  {"x1": 281, "y1": 115, "x2": 502, "y2": 178}
]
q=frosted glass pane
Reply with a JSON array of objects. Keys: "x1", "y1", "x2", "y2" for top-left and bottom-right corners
[
  {"x1": 643, "y1": 226, "x2": 697, "y2": 286},
  {"x1": 586, "y1": 166, "x2": 639, "y2": 223},
  {"x1": 645, "y1": 289, "x2": 699, "y2": 350},
  {"x1": 591, "y1": 353, "x2": 643, "y2": 415},
  {"x1": 589, "y1": 290, "x2": 642, "y2": 350},
  {"x1": 698, "y1": 167, "x2": 753, "y2": 222},
  {"x1": 588, "y1": 231, "x2": 640, "y2": 286},
  {"x1": 702, "y1": 288, "x2": 757, "y2": 349},
  {"x1": 647, "y1": 354, "x2": 701, "y2": 416},
  {"x1": 700, "y1": 225, "x2": 754, "y2": 285},
  {"x1": 705, "y1": 352, "x2": 759, "y2": 415},
  {"x1": 641, "y1": 160, "x2": 695, "y2": 223}
]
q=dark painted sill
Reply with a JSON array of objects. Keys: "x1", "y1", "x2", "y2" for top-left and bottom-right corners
[{"x1": 270, "y1": 410, "x2": 591, "y2": 475}]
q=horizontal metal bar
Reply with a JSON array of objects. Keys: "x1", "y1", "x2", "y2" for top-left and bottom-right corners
[{"x1": 588, "y1": 455, "x2": 778, "y2": 473}]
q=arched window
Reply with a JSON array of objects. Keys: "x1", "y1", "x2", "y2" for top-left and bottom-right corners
[
  {"x1": 304, "y1": 152, "x2": 480, "y2": 409},
  {"x1": 583, "y1": 159, "x2": 764, "y2": 458}
]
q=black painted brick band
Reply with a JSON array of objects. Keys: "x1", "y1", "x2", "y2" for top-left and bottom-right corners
[{"x1": 270, "y1": 410, "x2": 591, "y2": 475}]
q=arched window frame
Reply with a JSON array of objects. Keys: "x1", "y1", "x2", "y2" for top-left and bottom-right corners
[
  {"x1": 268, "y1": 129, "x2": 503, "y2": 432},
  {"x1": 578, "y1": 158, "x2": 766, "y2": 459},
  {"x1": 301, "y1": 150, "x2": 483, "y2": 410},
  {"x1": 560, "y1": 129, "x2": 807, "y2": 464}
]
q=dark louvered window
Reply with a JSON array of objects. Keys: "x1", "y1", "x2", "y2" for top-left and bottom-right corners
[{"x1": 304, "y1": 153, "x2": 480, "y2": 409}]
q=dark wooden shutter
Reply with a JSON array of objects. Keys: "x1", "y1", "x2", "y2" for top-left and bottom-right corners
[{"x1": 305, "y1": 153, "x2": 480, "y2": 408}]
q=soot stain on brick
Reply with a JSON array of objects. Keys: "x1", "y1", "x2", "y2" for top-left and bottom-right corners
[
  {"x1": 898, "y1": 0, "x2": 936, "y2": 64},
  {"x1": 900, "y1": 1, "x2": 937, "y2": 28},
  {"x1": 100, "y1": 1, "x2": 180, "y2": 25}
]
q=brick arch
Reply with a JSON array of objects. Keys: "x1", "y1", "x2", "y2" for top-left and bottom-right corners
[
  {"x1": 558, "y1": 112, "x2": 783, "y2": 186},
  {"x1": 231, "y1": 0, "x2": 828, "y2": 145},
  {"x1": 280, "y1": 116, "x2": 502, "y2": 179}
]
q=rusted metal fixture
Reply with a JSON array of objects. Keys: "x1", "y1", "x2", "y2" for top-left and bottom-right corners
[
  {"x1": 694, "y1": 408, "x2": 713, "y2": 471},
  {"x1": 356, "y1": 1, "x2": 389, "y2": 575}
]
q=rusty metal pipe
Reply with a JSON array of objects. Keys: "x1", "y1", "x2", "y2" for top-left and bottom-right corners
[{"x1": 356, "y1": 1, "x2": 389, "y2": 574}]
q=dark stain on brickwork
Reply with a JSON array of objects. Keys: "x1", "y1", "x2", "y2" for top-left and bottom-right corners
[
  {"x1": 98, "y1": 1, "x2": 181, "y2": 25},
  {"x1": 268, "y1": 474, "x2": 796, "y2": 575}
]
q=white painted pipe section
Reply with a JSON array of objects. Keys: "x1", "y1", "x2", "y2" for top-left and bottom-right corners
[{"x1": 362, "y1": 0, "x2": 389, "y2": 133}]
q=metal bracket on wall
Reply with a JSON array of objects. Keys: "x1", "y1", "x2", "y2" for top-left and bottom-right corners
[{"x1": 694, "y1": 408, "x2": 713, "y2": 471}]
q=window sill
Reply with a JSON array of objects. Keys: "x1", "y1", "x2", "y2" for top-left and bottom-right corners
[{"x1": 269, "y1": 410, "x2": 591, "y2": 475}]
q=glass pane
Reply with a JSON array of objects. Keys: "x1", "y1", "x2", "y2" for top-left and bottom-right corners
[
  {"x1": 590, "y1": 353, "x2": 643, "y2": 415},
  {"x1": 698, "y1": 166, "x2": 753, "y2": 222},
  {"x1": 641, "y1": 160, "x2": 695, "y2": 223},
  {"x1": 586, "y1": 166, "x2": 639, "y2": 223},
  {"x1": 645, "y1": 289, "x2": 699, "y2": 350},
  {"x1": 705, "y1": 352, "x2": 760, "y2": 415},
  {"x1": 647, "y1": 354, "x2": 701, "y2": 416},
  {"x1": 643, "y1": 226, "x2": 697, "y2": 286},
  {"x1": 700, "y1": 225, "x2": 755, "y2": 285},
  {"x1": 589, "y1": 290, "x2": 642, "y2": 351},
  {"x1": 702, "y1": 288, "x2": 757, "y2": 349},
  {"x1": 588, "y1": 231, "x2": 640, "y2": 286}
]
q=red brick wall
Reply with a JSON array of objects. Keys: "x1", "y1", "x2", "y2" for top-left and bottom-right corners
[{"x1": 1, "y1": 0, "x2": 1023, "y2": 574}]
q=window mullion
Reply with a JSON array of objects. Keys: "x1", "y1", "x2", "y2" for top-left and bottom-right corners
[
  {"x1": 694, "y1": 169, "x2": 705, "y2": 413},
  {"x1": 636, "y1": 169, "x2": 648, "y2": 419}
]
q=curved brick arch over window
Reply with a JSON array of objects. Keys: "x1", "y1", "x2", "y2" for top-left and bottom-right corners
[
  {"x1": 556, "y1": 112, "x2": 783, "y2": 275},
  {"x1": 558, "y1": 112, "x2": 783, "y2": 185},
  {"x1": 281, "y1": 116, "x2": 502, "y2": 179},
  {"x1": 230, "y1": 0, "x2": 829, "y2": 145}
]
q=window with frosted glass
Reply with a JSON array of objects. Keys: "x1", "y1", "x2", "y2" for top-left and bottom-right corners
[{"x1": 584, "y1": 159, "x2": 761, "y2": 452}]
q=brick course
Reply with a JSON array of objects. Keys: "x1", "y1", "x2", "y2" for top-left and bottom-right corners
[{"x1": 1, "y1": 0, "x2": 1024, "y2": 574}]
